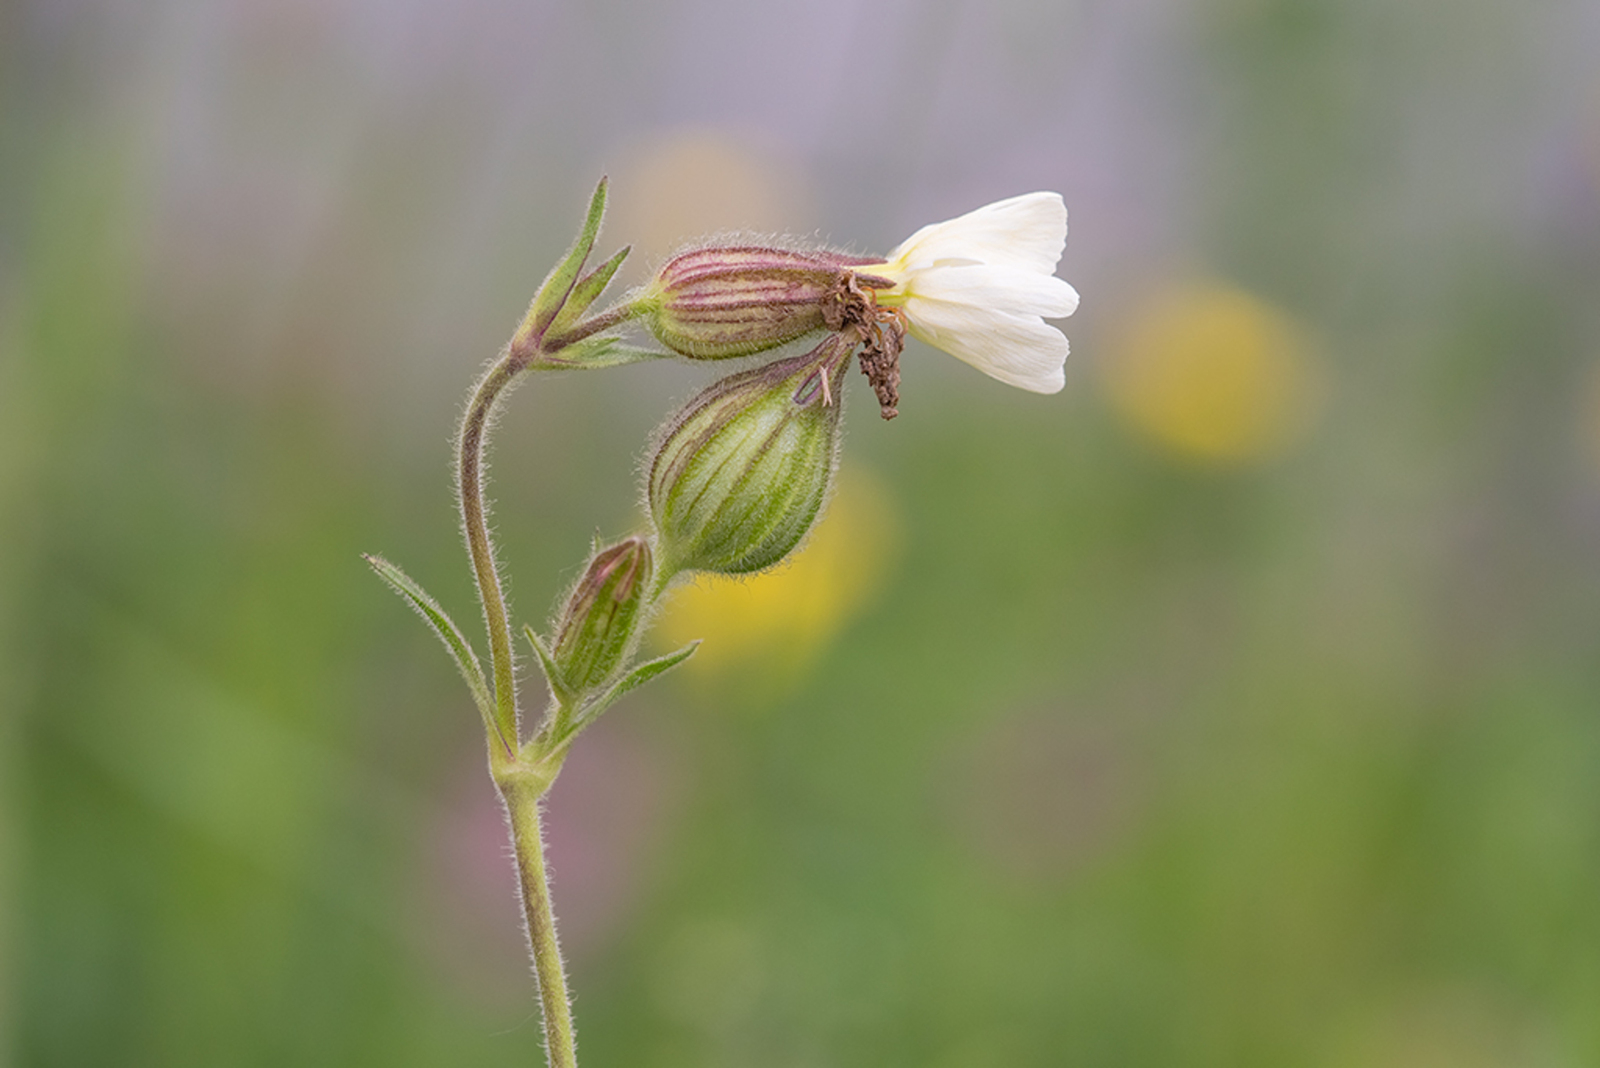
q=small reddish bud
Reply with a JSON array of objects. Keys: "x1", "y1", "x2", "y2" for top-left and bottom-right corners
[{"x1": 551, "y1": 536, "x2": 652, "y2": 692}]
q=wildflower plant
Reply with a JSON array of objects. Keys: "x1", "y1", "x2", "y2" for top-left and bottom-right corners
[{"x1": 365, "y1": 178, "x2": 1076, "y2": 1068}]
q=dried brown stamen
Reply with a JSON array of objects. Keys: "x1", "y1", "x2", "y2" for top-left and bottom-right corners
[
  {"x1": 857, "y1": 309, "x2": 905, "y2": 420},
  {"x1": 827, "y1": 272, "x2": 907, "y2": 419}
]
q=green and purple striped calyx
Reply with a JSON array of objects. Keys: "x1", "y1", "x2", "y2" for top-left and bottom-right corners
[
  {"x1": 648, "y1": 334, "x2": 852, "y2": 576},
  {"x1": 638, "y1": 246, "x2": 883, "y2": 360}
]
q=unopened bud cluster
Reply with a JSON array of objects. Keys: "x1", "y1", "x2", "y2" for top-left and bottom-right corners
[
  {"x1": 538, "y1": 184, "x2": 1080, "y2": 700},
  {"x1": 540, "y1": 247, "x2": 868, "y2": 701},
  {"x1": 623, "y1": 237, "x2": 909, "y2": 583}
]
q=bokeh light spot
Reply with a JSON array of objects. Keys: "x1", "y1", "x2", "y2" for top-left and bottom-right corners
[
  {"x1": 1104, "y1": 281, "x2": 1323, "y2": 464},
  {"x1": 653, "y1": 467, "x2": 899, "y2": 690},
  {"x1": 607, "y1": 129, "x2": 810, "y2": 282}
]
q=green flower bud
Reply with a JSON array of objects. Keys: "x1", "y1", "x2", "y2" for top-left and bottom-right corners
[
  {"x1": 552, "y1": 536, "x2": 652, "y2": 693},
  {"x1": 649, "y1": 336, "x2": 852, "y2": 576},
  {"x1": 638, "y1": 246, "x2": 882, "y2": 360}
]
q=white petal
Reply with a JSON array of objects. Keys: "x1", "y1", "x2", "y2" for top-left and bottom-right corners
[
  {"x1": 904, "y1": 263, "x2": 1080, "y2": 319},
  {"x1": 904, "y1": 299, "x2": 1069, "y2": 394},
  {"x1": 887, "y1": 192, "x2": 1067, "y2": 276}
]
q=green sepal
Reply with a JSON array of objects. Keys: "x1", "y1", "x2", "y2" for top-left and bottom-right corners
[
  {"x1": 364, "y1": 554, "x2": 495, "y2": 726},
  {"x1": 519, "y1": 177, "x2": 609, "y2": 346},
  {"x1": 547, "y1": 245, "x2": 630, "y2": 341},
  {"x1": 537, "y1": 335, "x2": 667, "y2": 371},
  {"x1": 522, "y1": 624, "x2": 572, "y2": 707}
]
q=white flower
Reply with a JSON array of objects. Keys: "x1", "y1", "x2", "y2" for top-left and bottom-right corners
[{"x1": 862, "y1": 192, "x2": 1079, "y2": 394}]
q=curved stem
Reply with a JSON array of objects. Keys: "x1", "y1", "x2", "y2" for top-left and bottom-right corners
[
  {"x1": 458, "y1": 350, "x2": 526, "y2": 757},
  {"x1": 457, "y1": 348, "x2": 579, "y2": 1068}
]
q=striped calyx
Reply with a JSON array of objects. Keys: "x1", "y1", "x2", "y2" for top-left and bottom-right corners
[
  {"x1": 639, "y1": 246, "x2": 880, "y2": 360},
  {"x1": 648, "y1": 335, "x2": 851, "y2": 576}
]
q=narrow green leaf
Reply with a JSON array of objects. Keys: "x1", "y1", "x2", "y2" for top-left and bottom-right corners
[
  {"x1": 619, "y1": 641, "x2": 700, "y2": 693},
  {"x1": 537, "y1": 641, "x2": 700, "y2": 759},
  {"x1": 580, "y1": 641, "x2": 699, "y2": 725},
  {"x1": 521, "y1": 177, "x2": 609, "y2": 344},
  {"x1": 364, "y1": 554, "x2": 494, "y2": 721},
  {"x1": 521, "y1": 624, "x2": 571, "y2": 706}
]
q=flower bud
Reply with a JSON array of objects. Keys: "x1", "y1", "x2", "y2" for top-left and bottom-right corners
[
  {"x1": 552, "y1": 536, "x2": 652, "y2": 693},
  {"x1": 649, "y1": 336, "x2": 851, "y2": 576},
  {"x1": 638, "y1": 246, "x2": 878, "y2": 360}
]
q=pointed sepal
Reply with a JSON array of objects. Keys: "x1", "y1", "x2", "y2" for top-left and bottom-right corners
[
  {"x1": 522, "y1": 624, "x2": 572, "y2": 707},
  {"x1": 547, "y1": 245, "x2": 631, "y2": 341},
  {"x1": 516, "y1": 177, "x2": 609, "y2": 348}
]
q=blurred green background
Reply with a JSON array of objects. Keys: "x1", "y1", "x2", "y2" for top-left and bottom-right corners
[{"x1": 5, "y1": 0, "x2": 1600, "y2": 1065}]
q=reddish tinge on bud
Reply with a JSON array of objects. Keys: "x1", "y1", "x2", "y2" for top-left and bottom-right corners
[
  {"x1": 551, "y1": 535, "x2": 652, "y2": 693},
  {"x1": 638, "y1": 246, "x2": 880, "y2": 360}
]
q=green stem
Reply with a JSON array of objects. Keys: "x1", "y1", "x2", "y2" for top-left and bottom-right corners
[
  {"x1": 457, "y1": 348, "x2": 579, "y2": 1068},
  {"x1": 458, "y1": 350, "x2": 526, "y2": 757},
  {"x1": 542, "y1": 299, "x2": 641, "y2": 350},
  {"x1": 499, "y1": 762, "x2": 577, "y2": 1068}
]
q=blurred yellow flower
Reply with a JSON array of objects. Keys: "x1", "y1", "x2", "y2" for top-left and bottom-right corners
[
  {"x1": 1104, "y1": 281, "x2": 1322, "y2": 464},
  {"x1": 652, "y1": 467, "x2": 899, "y2": 691}
]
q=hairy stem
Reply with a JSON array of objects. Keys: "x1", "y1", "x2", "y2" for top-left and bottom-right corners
[
  {"x1": 500, "y1": 766, "x2": 577, "y2": 1068},
  {"x1": 542, "y1": 299, "x2": 641, "y2": 350},
  {"x1": 458, "y1": 350, "x2": 526, "y2": 757},
  {"x1": 458, "y1": 348, "x2": 578, "y2": 1068}
]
